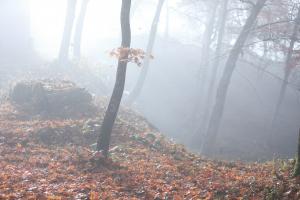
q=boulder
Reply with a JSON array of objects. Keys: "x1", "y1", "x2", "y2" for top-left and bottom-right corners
[{"x1": 9, "y1": 80, "x2": 97, "y2": 118}]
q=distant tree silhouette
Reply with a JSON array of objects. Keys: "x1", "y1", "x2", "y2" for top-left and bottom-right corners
[
  {"x1": 269, "y1": 4, "x2": 300, "y2": 144},
  {"x1": 59, "y1": 0, "x2": 77, "y2": 64},
  {"x1": 202, "y1": 0, "x2": 268, "y2": 156},
  {"x1": 126, "y1": 0, "x2": 165, "y2": 105},
  {"x1": 73, "y1": 0, "x2": 90, "y2": 60}
]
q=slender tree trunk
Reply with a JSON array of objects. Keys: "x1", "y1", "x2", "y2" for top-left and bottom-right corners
[
  {"x1": 199, "y1": 0, "x2": 219, "y2": 69},
  {"x1": 269, "y1": 6, "x2": 300, "y2": 140},
  {"x1": 202, "y1": 0, "x2": 267, "y2": 156},
  {"x1": 97, "y1": 0, "x2": 131, "y2": 157},
  {"x1": 59, "y1": 0, "x2": 77, "y2": 64},
  {"x1": 197, "y1": 0, "x2": 229, "y2": 148},
  {"x1": 209, "y1": 0, "x2": 229, "y2": 83},
  {"x1": 73, "y1": 0, "x2": 90, "y2": 60},
  {"x1": 188, "y1": 0, "x2": 219, "y2": 141},
  {"x1": 126, "y1": 0, "x2": 165, "y2": 105}
]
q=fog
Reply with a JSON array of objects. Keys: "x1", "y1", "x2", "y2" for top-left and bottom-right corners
[
  {"x1": 29, "y1": 0, "x2": 188, "y2": 60},
  {"x1": 1, "y1": 0, "x2": 300, "y2": 161}
]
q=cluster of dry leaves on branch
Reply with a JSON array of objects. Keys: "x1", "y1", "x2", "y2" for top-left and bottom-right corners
[
  {"x1": 110, "y1": 48, "x2": 153, "y2": 67},
  {"x1": 1, "y1": 90, "x2": 300, "y2": 199}
]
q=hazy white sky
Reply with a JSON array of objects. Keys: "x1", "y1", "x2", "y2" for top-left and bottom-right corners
[{"x1": 28, "y1": 0, "x2": 200, "y2": 60}]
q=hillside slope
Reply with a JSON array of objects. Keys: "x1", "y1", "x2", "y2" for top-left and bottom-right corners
[{"x1": 0, "y1": 99, "x2": 300, "y2": 199}]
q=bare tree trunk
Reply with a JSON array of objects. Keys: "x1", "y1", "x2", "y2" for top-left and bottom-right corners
[
  {"x1": 126, "y1": 0, "x2": 165, "y2": 105},
  {"x1": 202, "y1": 0, "x2": 267, "y2": 156},
  {"x1": 187, "y1": 0, "x2": 219, "y2": 142},
  {"x1": 97, "y1": 0, "x2": 131, "y2": 157},
  {"x1": 200, "y1": 0, "x2": 219, "y2": 69},
  {"x1": 73, "y1": 0, "x2": 90, "y2": 60},
  {"x1": 269, "y1": 6, "x2": 300, "y2": 143},
  {"x1": 209, "y1": 0, "x2": 229, "y2": 85},
  {"x1": 59, "y1": 0, "x2": 77, "y2": 64},
  {"x1": 197, "y1": 0, "x2": 229, "y2": 148}
]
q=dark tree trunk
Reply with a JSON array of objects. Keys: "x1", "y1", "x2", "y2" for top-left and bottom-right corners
[
  {"x1": 73, "y1": 0, "x2": 90, "y2": 60},
  {"x1": 58, "y1": 0, "x2": 77, "y2": 64},
  {"x1": 126, "y1": 0, "x2": 165, "y2": 105},
  {"x1": 202, "y1": 0, "x2": 267, "y2": 156},
  {"x1": 97, "y1": 0, "x2": 131, "y2": 157},
  {"x1": 269, "y1": 6, "x2": 300, "y2": 141}
]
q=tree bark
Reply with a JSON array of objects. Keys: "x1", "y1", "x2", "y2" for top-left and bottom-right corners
[
  {"x1": 58, "y1": 0, "x2": 77, "y2": 64},
  {"x1": 180, "y1": 0, "x2": 219, "y2": 139},
  {"x1": 202, "y1": 0, "x2": 267, "y2": 156},
  {"x1": 197, "y1": 0, "x2": 229, "y2": 148},
  {"x1": 126, "y1": 0, "x2": 165, "y2": 105},
  {"x1": 269, "y1": 6, "x2": 300, "y2": 141},
  {"x1": 200, "y1": 0, "x2": 219, "y2": 69},
  {"x1": 97, "y1": 0, "x2": 131, "y2": 157},
  {"x1": 208, "y1": 0, "x2": 229, "y2": 89},
  {"x1": 73, "y1": 0, "x2": 90, "y2": 60},
  {"x1": 186, "y1": 0, "x2": 219, "y2": 143},
  {"x1": 195, "y1": 0, "x2": 219, "y2": 103}
]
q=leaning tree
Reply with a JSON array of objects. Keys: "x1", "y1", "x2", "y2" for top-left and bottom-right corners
[
  {"x1": 126, "y1": 0, "x2": 165, "y2": 105},
  {"x1": 202, "y1": 0, "x2": 268, "y2": 156},
  {"x1": 97, "y1": 0, "x2": 132, "y2": 157}
]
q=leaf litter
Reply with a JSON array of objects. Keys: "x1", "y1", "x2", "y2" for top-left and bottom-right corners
[{"x1": 0, "y1": 98, "x2": 300, "y2": 199}]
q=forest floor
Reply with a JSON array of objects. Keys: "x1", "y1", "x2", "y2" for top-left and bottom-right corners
[{"x1": 0, "y1": 98, "x2": 300, "y2": 200}]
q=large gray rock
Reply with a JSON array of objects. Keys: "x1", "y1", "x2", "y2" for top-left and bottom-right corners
[{"x1": 10, "y1": 80, "x2": 97, "y2": 118}]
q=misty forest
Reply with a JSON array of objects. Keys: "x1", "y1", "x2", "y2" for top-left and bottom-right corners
[{"x1": 2, "y1": 0, "x2": 300, "y2": 199}]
